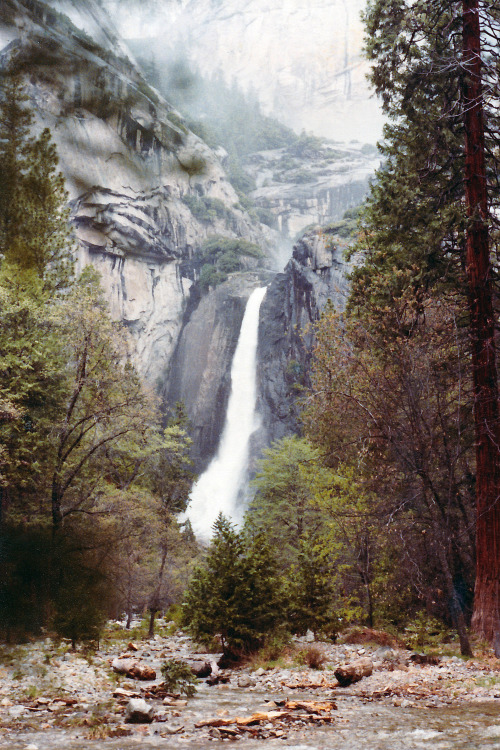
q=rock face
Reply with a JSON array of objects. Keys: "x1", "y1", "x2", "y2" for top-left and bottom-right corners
[
  {"x1": 256, "y1": 228, "x2": 351, "y2": 449},
  {"x1": 1, "y1": 0, "x2": 358, "y2": 475},
  {"x1": 105, "y1": 0, "x2": 384, "y2": 143},
  {"x1": 246, "y1": 142, "x2": 378, "y2": 239},
  {"x1": 1, "y1": 0, "x2": 266, "y2": 384}
]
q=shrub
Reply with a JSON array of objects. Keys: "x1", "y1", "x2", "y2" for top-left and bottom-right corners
[
  {"x1": 161, "y1": 659, "x2": 197, "y2": 697},
  {"x1": 403, "y1": 612, "x2": 452, "y2": 650},
  {"x1": 296, "y1": 645, "x2": 327, "y2": 670},
  {"x1": 182, "y1": 195, "x2": 232, "y2": 223},
  {"x1": 198, "y1": 236, "x2": 264, "y2": 289}
]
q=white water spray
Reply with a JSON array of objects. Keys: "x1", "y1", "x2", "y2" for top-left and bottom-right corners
[{"x1": 186, "y1": 286, "x2": 267, "y2": 541}]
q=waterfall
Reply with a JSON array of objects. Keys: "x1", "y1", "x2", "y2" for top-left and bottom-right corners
[{"x1": 186, "y1": 286, "x2": 267, "y2": 540}]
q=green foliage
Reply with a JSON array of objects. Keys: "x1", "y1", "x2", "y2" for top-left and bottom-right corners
[
  {"x1": 403, "y1": 612, "x2": 453, "y2": 651},
  {"x1": 199, "y1": 264, "x2": 227, "y2": 290},
  {"x1": 274, "y1": 168, "x2": 314, "y2": 184},
  {"x1": 246, "y1": 436, "x2": 331, "y2": 569},
  {"x1": 289, "y1": 131, "x2": 323, "y2": 158},
  {"x1": 0, "y1": 75, "x2": 75, "y2": 292},
  {"x1": 0, "y1": 83, "x2": 198, "y2": 640},
  {"x1": 51, "y1": 562, "x2": 108, "y2": 648},
  {"x1": 182, "y1": 194, "x2": 232, "y2": 223},
  {"x1": 295, "y1": 645, "x2": 327, "y2": 670},
  {"x1": 324, "y1": 206, "x2": 362, "y2": 240},
  {"x1": 198, "y1": 235, "x2": 264, "y2": 289},
  {"x1": 160, "y1": 659, "x2": 197, "y2": 697},
  {"x1": 288, "y1": 535, "x2": 338, "y2": 639},
  {"x1": 166, "y1": 111, "x2": 188, "y2": 134},
  {"x1": 0, "y1": 524, "x2": 112, "y2": 645},
  {"x1": 182, "y1": 515, "x2": 285, "y2": 657}
]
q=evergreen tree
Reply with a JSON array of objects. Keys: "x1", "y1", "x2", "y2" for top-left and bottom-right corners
[
  {"x1": 246, "y1": 436, "x2": 331, "y2": 570},
  {"x1": 355, "y1": 0, "x2": 500, "y2": 645},
  {"x1": 0, "y1": 75, "x2": 74, "y2": 292},
  {"x1": 182, "y1": 514, "x2": 285, "y2": 657}
]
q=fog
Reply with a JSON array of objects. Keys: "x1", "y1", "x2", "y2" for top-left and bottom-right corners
[{"x1": 102, "y1": 0, "x2": 384, "y2": 145}]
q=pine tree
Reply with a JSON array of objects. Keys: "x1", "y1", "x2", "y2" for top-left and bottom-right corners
[{"x1": 0, "y1": 74, "x2": 74, "y2": 292}]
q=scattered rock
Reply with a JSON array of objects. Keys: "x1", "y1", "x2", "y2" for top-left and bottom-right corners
[
  {"x1": 162, "y1": 697, "x2": 188, "y2": 707},
  {"x1": 237, "y1": 674, "x2": 256, "y2": 688},
  {"x1": 125, "y1": 698, "x2": 156, "y2": 724},
  {"x1": 8, "y1": 706, "x2": 27, "y2": 718},
  {"x1": 189, "y1": 660, "x2": 212, "y2": 678},
  {"x1": 334, "y1": 657, "x2": 374, "y2": 687},
  {"x1": 207, "y1": 671, "x2": 231, "y2": 686},
  {"x1": 113, "y1": 688, "x2": 140, "y2": 699},
  {"x1": 127, "y1": 642, "x2": 139, "y2": 652}
]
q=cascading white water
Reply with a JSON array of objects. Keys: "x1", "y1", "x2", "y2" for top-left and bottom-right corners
[{"x1": 186, "y1": 286, "x2": 267, "y2": 540}]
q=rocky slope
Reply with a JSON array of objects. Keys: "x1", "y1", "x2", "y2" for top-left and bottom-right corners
[
  {"x1": 104, "y1": 0, "x2": 384, "y2": 143},
  {"x1": 246, "y1": 141, "x2": 379, "y2": 239},
  {"x1": 0, "y1": 0, "x2": 267, "y2": 385}
]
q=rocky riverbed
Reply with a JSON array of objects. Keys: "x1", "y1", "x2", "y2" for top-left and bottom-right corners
[{"x1": 1, "y1": 626, "x2": 499, "y2": 749}]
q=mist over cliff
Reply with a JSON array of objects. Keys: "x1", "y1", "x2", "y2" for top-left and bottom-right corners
[{"x1": 105, "y1": 0, "x2": 383, "y2": 143}]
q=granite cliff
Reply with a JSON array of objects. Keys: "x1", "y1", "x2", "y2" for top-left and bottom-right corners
[
  {"x1": 0, "y1": 0, "x2": 267, "y2": 389},
  {"x1": 1, "y1": 0, "x2": 358, "y2": 473},
  {"x1": 255, "y1": 226, "x2": 351, "y2": 454}
]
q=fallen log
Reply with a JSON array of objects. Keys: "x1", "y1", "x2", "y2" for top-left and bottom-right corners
[{"x1": 334, "y1": 657, "x2": 373, "y2": 687}]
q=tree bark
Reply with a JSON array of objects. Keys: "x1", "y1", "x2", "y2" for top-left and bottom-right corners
[{"x1": 462, "y1": 0, "x2": 500, "y2": 643}]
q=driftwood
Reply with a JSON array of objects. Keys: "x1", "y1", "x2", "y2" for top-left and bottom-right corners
[
  {"x1": 409, "y1": 653, "x2": 440, "y2": 666},
  {"x1": 283, "y1": 700, "x2": 337, "y2": 712},
  {"x1": 196, "y1": 710, "x2": 289, "y2": 728},
  {"x1": 196, "y1": 701, "x2": 337, "y2": 730},
  {"x1": 334, "y1": 657, "x2": 373, "y2": 687}
]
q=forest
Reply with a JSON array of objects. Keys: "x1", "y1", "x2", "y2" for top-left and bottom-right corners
[{"x1": 1, "y1": 0, "x2": 500, "y2": 666}]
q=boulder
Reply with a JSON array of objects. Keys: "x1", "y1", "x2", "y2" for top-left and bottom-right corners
[
  {"x1": 237, "y1": 674, "x2": 256, "y2": 688},
  {"x1": 125, "y1": 698, "x2": 155, "y2": 724},
  {"x1": 112, "y1": 658, "x2": 156, "y2": 680},
  {"x1": 189, "y1": 660, "x2": 212, "y2": 678}
]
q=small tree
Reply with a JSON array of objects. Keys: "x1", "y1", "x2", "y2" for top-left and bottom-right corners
[
  {"x1": 289, "y1": 534, "x2": 336, "y2": 638},
  {"x1": 182, "y1": 514, "x2": 285, "y2": 657}
]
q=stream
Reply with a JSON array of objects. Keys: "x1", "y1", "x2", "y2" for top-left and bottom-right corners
[
  {"x1": 2, "y1": 678, "x2": 499, "y2": 749},
  {"x1": 1, "y1": 633, "x2": 499, "y2": 750}
]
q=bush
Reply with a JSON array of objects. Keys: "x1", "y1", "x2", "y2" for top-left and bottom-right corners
[
  {"x1": 296, "y1": 645, "x2": 327, "y2": 670},
  {"x1": 198, "y1": 236, "x2": 264, "y2": 289},
  {"x1": 161, "y1": 659, "x2": 197, "y2": 697},
  {"x1": 182, "y1": 195, "x2": 232, "y2": 223},
  {"x1": 403, "y1": 612, "x2": 452, "y2": 650}
]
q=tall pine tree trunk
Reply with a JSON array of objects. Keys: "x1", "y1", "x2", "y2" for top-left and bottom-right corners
[{"x1": 463, "y1": 0, "x2": 500, "y2": 643}]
